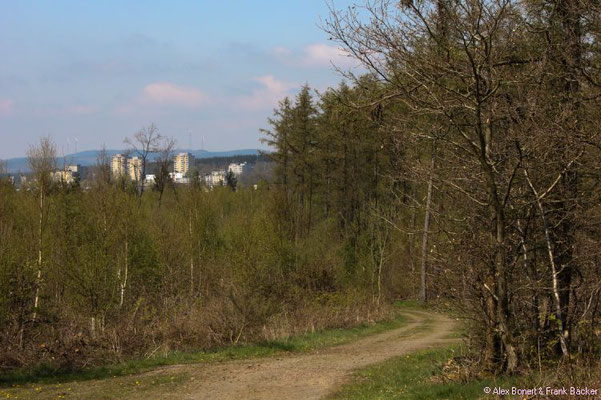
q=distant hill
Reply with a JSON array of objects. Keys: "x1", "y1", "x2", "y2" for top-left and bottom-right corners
[{"x1": 2, "y1": 149, "x2": 267, "y2": 173}]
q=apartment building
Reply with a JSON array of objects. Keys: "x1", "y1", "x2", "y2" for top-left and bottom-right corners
[
  {"x1": 174, "y1": 152, "x2": 194, "y2": 175},
  {"x1": 204, "y1": 170, "x2": 226, "y2": 188},
  {"x1": 227, "y1": 162, "x2": 248, "y2": 176},
  {"x1": 128, "y1": 156, "x2": 142, "y2": 181},
  {"x1": 110, "y1": 154, "x2": 127, "y2": 177},
  {"x1": 51, "y1": 164, "x2": 80, "y2": 184}
]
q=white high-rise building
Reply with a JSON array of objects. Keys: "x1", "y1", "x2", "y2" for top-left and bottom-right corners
[
  {"x1": 228, "y1": 162, "x2": 248, "y2": 176},
  {"x1": 128, "y1": 156, "x2": 142, "y2": 181},
  {"x1": 174, "y1": 152, "x2": 194, "y2": 175},
  {"x1": 111, "y1": 154, "x2": 126, "y2": 177}
]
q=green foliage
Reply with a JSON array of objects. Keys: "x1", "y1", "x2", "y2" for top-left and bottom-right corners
[{"x1": 0, "y1": 168, "x2": 401, "y2": 373}]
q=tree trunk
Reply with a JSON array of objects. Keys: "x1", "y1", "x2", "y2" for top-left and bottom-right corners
[
  {"x1": 189, "y1": 209, "x2": 194, "y2": 297},
  {"x1": 33, "y1": 190, "x2": 43, "y2": 321},
  {"x1": 120, "y1": 232, "x2": 128, "y2": 308},
  {"x1": 525, "y1": 170, "x2": 570, "y2": 356},
  {"x1": 552, "y1": 0, "x2": 583, "y2": 349},
  {"x1": 494, "y1": 208, "x2": 518, "y2": 373},
  {"x1": 420, "y1": 145, "x2": 436, "y2": 305}
]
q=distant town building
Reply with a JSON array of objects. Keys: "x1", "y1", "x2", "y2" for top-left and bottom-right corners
[
  {"x1": 228, "y1": 162, "x2": 248, "y2": 176},
  {"x1": 51, "y1": 165, "x2": 80, "y2": 184},
  {"x1": 169, "y1": 171, "x2": 189, "y2": 184},
  {"x1": 203, "y1": 170, "x2": 226, "y2": 188},
  {"x1": 128, "y1": 157, "x2": 142, "y2": 181},
  {"x1": 52, "y1": 170, "x2": 71, "y2": 183},
  {"x1": 145, "y1": 174, "x2": 156, "y2": 184},
  {"x1": 111, "y1": 154, "x2": 126, "y2": 177},
  {"x1": 174, "y1": 152, "x2": 194, "y2": 175}
]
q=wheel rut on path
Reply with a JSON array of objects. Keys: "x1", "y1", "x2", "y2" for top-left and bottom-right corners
[{"x1": 6, "y1": 310, "x2": 458, "y2": 400}]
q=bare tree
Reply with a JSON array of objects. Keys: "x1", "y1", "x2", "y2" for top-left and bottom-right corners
[
  {"x1": 0, "y1": 161, "x2": 6, "y2": 183},
  {"x1": 154, "y1": 137, "x2": 177, "y2": 207},
  {"x1": 27, "y1": 136, "x2": 56, "y2": 321},
  {"x1": 325, "y1": 0, "x2": 526, "y2": 372},
  {"x1": 95, "y1": 145, "x2": 112, "y2": 186},
  {"x1": 125, "y1": 123, "x2": 162, "y2": 199},
  {"x1": 524, "y1": 166, "x2": 572, "y2": 356}
]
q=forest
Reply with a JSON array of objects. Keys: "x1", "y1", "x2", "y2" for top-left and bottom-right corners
[{"x1": 2, "y1": 0, "x2": 601, "y2": 388}]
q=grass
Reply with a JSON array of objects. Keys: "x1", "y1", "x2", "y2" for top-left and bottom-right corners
[
  {"x1": 327, "y1": 345, "x2": 522, "y2": 400},
  {"x1": 326, "y1": 306, "x2": 527, "y2": 400},
  {"x1": 0, "y1": 370, "x2": 192, "y2": 400},
  {"x1": 0, "y1": 311, "x2": 409, "y2": 388}
]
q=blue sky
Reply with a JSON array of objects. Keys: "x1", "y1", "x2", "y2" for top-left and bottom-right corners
[{"x1": 0, "y1": 0, "x2": 360, "y2": 159}]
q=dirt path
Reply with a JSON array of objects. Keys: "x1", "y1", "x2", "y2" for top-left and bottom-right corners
[{"x1": 3, "y1": 310, "x2": 458, "y2": 400}]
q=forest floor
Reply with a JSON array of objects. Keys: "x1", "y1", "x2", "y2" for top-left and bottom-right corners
[{"x1": 1, "y1": 309, "x2": 458, "y2": 400}]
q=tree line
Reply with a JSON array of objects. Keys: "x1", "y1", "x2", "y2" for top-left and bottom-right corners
[
  {"x1": 264, "y1": 0, "x2": 601, "y2": 375},
  {"x1": 0, "y1": 127, "x2": 401, "y2": 373}
]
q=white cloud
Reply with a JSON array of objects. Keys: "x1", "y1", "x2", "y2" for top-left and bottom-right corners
[
  {"x1": 116, "y1": 77, "x2": 296, "y2": 115},
  {"x1": 0, "y1": 99, "x2": 14, "y2": 116},
  {"x1": 141, "y1": 82, "x2": 211, "y2": 107},
  {"x1": 302, "y1": 43, "x2": 355, "y2": 68},
  {"x1": 237, "y1": 75, "x2": 298, "y2": 110},
  {"x1": 255, "y1": 75, "x2": 296, "y2": 94},
  {"x1": 271, "y1": 46, "x2": 292, "y2": 57},
  {"x1": 272, "y1": 43, "x2": 357, "y2": 69}
]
